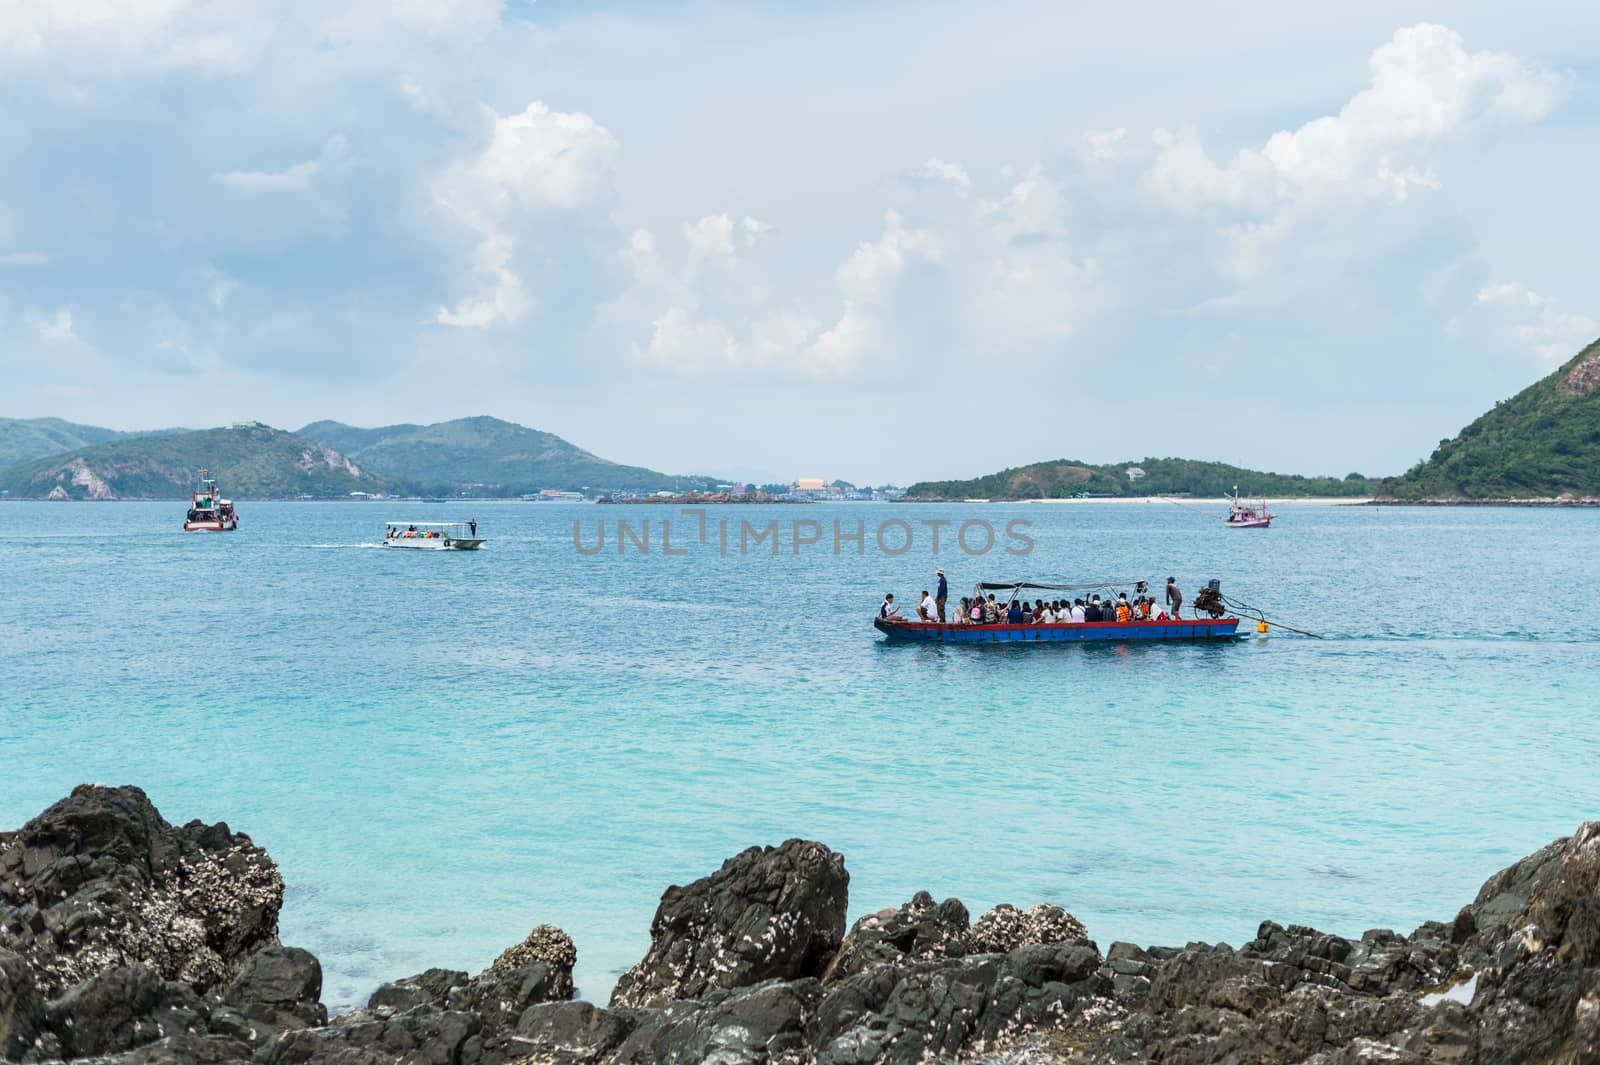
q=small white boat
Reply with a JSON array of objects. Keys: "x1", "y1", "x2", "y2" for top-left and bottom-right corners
[{"x1": 383, "y1": 521, "x2": 486, "y2": 550}]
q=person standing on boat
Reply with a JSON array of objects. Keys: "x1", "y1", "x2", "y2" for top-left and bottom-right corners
[
  {"x1": 1166, "y1": 578, "x2": 1183, "y2": 619},
  {"x1": 934, "y1": 570, "x2": 947, "y2": 622},
  {"x1": 469, "y1": 519, "x2": 477, "y2": 538}
]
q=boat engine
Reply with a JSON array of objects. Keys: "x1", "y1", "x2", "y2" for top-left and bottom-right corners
[{"x1": 1194, "y1": 579, "x2": 1226, "y2": 618}]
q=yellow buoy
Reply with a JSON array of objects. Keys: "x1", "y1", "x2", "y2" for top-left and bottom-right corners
[{"x1": 1257, "y1": 621, "x2": 1270, "y2": 634}]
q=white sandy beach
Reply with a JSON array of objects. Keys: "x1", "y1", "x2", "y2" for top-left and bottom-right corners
[{"x1": 1015, "y1": 496, "x2": 1373, "y2": 506}]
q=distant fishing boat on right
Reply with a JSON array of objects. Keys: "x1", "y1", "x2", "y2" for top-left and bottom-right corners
[{"x1": 1224, "y1": 488, "x2": 1274, "y2": 528}]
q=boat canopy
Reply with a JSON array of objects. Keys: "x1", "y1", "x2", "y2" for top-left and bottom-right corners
[
  {"x1": 385, "y1": 521, "x2": 475, "y2": 530},
  {"x1": 975, "y1": 578, "x2": 1147, "y2": 592}
]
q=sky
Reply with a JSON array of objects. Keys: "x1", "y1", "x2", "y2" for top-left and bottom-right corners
[{"x1": 2, "y1": 1, "x2": 1598, "y2": 484}]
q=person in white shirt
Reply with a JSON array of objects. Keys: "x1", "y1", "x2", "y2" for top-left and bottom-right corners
[
  {"x1": 1039, "y1": 606, "x2": 1056, "y2": 624},
  {"x1": 1070, "y1": 600, "x2": 1086, "y2": 623},
  {"x1": 918, "y1": 591, "x2": 936, "y2": 621},
  {"x1": 879, "y1": 593, "x2": 900, "y2": 619}
]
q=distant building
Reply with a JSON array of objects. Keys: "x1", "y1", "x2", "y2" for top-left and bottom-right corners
[
  {"x1": 1125, "y1": 466, "x2": 1147, "y2": 481},
  {"x1": 794, "y1": 477, "x2": 827, "y2": 492}
]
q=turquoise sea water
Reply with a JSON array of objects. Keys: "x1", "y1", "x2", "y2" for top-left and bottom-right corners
[{"x1": 3, "y1": 500, "x2": 1597, "y2": 1007}]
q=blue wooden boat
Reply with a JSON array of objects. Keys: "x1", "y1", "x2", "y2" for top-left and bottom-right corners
[
  {"x1": 873, "y1": 616, "x2": 1239, "y2": 643},
  {"x1": 875, "y1": 578, "x2": 1241, "y2": 644}
]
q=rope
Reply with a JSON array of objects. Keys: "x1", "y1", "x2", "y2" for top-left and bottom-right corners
[
  {"x1": 1163, "y1": 497, "x2": 1216, "y2": 517},
  {"x1": 1216, "y1": 593, "x2": 1324, "y2": 639}
]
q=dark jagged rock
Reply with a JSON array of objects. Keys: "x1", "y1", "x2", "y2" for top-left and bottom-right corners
[
  {"x1": 809, "y1": 946, "x2": 1111, "y2": 1064},
  {"x1": 483, "y1": 925, "x2": 577, "y2": 1001},
  {"x1": 0, "y1": 950, "x2": 44, "y2": 1061},
  {"x1": 0, "y1": 786, "x2": 316, "y2": 1063},
  {"x1": 364, "y1": 969, "x2": 467, "y2": 1014},
  {"x1": 514, "y1": 1001, "x2": 642, "y2": 1062},
  {"x1": 7, "y1": 788, "x2": 1600, "y2": 1065},
  {"x1": 0, "y1": 785, "x2": 282, "y2": 998},
  {"x1": 609, "y1": 840, "x2": 848, "y2": 1009},
  {"x1": 820, "y1": 894, "x2": 1093, "y2": 996},
  {"x1": 820, "y1": 892, "x2": 971, "y2": 983},
  {"x1": 223, "y1": 946, "x2": 326, "y2": 1030},
  {"x1": 610, "y1": 979, "x2": 818, "y2": 1064},
  {"x1": 968, "y1": 904, "x2": 1088, "y2": 955},
  {"x1": 257, "y1": 932, "x2": 580, "y2": 1065}
]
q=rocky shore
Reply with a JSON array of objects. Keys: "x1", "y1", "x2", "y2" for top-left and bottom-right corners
[{"x1": 4, "y1": 787, "x2": 1597, "y2": 1064}]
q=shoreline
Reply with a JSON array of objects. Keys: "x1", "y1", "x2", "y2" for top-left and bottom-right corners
[{"x1": 3, "y1": 784, "x2": 1595, "y2": 1065}]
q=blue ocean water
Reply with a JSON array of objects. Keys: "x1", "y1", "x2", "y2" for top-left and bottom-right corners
[{"x1": 2, "y1": 500, "x2": 1597, "y2": 1007}]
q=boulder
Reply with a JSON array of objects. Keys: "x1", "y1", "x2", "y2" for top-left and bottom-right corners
[
  {"x1": 8, "y1": 787, "x2": 1600, "y2": 1065},
  {"x1": 0, "y1": 950, "x2": 43, "y2": 1061},
  {"x1": 810, "y1": 946, "x2": 1110, "y2": 1065},
  {"x1": 366, "y1": 968, "x2": 468, "y2": 1014},
  {"x1": 0, "y1": 785, "x2": 283, "y2": 999},
  {"x1": 480, "y1": 924, "x2": 576, "y2": 1001},
  {"x1": 820, "y1": 892, "x2": 970, "y2": 983},
  {"x1": 514, "y1": 1001, "x2": 641, "y2": 1062},
  {"x1": 609, "y1": 979, "x2": 818, "y2": 1064},
  {"x1": 968, "y1": 903, "x2": 1087, "y2": 954},
  {"x1": 44, "y1": 964, "x2": 204, "y2": 1060},
  {"x1": 609, "y1": 840, "x2": 848, "y2": 1009},
  {"x1": 263, "y1": 925, "x2": 580, "y2": 1065},
  {"x1": 223, "y1": 946, "x2": 326, "y2": 1030}
]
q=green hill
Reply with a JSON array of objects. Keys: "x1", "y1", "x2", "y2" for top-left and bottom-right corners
[
  {"x1": 298, "y1": 416, "x2": 720, "y2": 496},
  {"x1": 1380, "y1": 338, "x2": 1600, "y2": 500},
  {"x1": 0, "y1": 417, "x2": 125, "y2": 470},
  {"x1": 904, "y1": 457, "x2": 1377, "y2": 501},
  {"x1": 0, "y1": 424, "x2": 390, "y2": 500}
]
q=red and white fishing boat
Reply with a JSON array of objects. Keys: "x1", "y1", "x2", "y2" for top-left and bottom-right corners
[
  {"x1": 183, "y1": 470, "x2": 238, "y2": 531},
  {"x1": 1223, "y1": 490, "x2": 1272, "y2": 529}
]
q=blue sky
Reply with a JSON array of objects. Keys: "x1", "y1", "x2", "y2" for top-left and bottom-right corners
[{"x1": 2, "y1": 1, "x2": 1597, "y2": 483}]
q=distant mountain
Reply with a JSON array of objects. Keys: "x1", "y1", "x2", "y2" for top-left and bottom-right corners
[
  {"x1": 297, "y1": 416, "x2": 721, "y2": 496},
  {"x1": 904, "y1": 457, "x2": 1377, "y2": 501},
  {"x1": 1380, "y1": 338, "x2": 1600, "y2": 500},
  {"x1": 0, "y1": 424, "x2": 389, "y2": 500},
  {"x1": 0, "y1": 417, "x2": 125, "y2": 470}
]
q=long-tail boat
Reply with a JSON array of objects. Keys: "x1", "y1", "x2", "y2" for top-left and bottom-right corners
[{"x1": 873, "y1": 579, "x2": 1240, "y2": 644}]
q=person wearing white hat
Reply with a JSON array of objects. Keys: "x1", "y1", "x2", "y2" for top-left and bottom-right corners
[{"x1": 934, "y1": 569, "x2": 948, "y2": 622}]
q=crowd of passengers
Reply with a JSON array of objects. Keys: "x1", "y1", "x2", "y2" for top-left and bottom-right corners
[
  {"x1": 388, "y1": 525, "x2": 445, "y2": 540},
  {"x1": 878, "y1": 572, "x2": 1186, "y2": 625},
  {"x1": 946, "y1": 592, "x2": 1168, "y2": 624}
]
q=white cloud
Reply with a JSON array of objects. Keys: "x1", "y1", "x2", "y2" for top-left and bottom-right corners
[
  {"x1": 0, "y1": 0, "x2": 505, "y2": 80},
  {"x1": 910, "y1": 158, "x2": 971, "y2": 192},
  {"x1": 215, "y1": 136, "x2": 347, "y2": 192},
  {"x1": 834, "y1": 210, "x2": 939, "y2": 304},
  {"x1": 1476, "y1": 282, "x2": 1597, "y2": 364},
  {"x1": 620, "y1": 213, "x2": 817, "y2": 374},
  {"x1": 216, "y1": 160, "x2": 320, "y2": 192},
  {"x1": 432, "y1": 101, "x2": 618, "y2": 329},
  {"x1": 0, "y1": 251, "x2": 50, "y2": 266},
  {"x1": 440, "y1": 102, "x2": 618, "y2": 226},
  {"x1": 436, "y1": 234, "x2": 531, "y2": 328},
  {"x1": 1081, "y1": 128, "x2": 1126, "y2": 161},
  {"x1": 27, "y1": 307, "x2": 80, "y2": 345},
  {"x1": 1144, "y1": 24, "x2": 1564, "y2": 283},
  {"x1": 684, "y1": 214, "x2": 736, "y2": 260},
  {"x1": 617, "y1": 209, "x2": 939, "y2": 377},
  {"x1": 968, "y1": 166, "x2": 1091, "y2": 346}
]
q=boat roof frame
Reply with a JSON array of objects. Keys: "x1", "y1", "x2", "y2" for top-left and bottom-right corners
[{"x1": 385, "y1": 521, "x2": 476, "y2": 529}]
